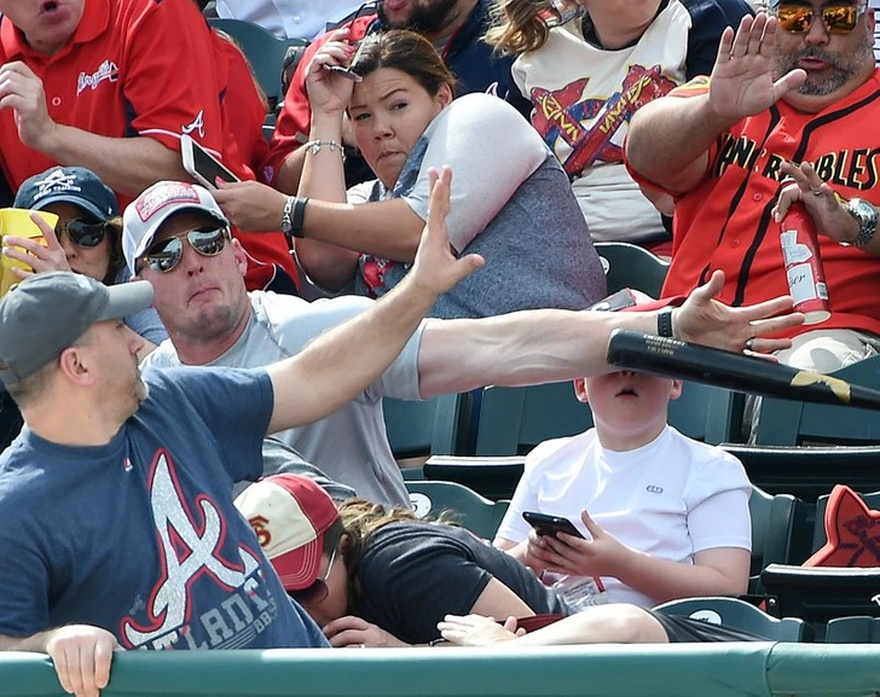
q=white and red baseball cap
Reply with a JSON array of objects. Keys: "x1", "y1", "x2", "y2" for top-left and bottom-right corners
[
  {"x1": 122, "y1": 180, "x2": 227, "y2": 275},
  {"x1": 234, "y1": 474, "x2": 341, "y2": 592}
]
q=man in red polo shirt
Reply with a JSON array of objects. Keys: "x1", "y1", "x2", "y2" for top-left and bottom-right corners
[{"x1": 0, "y1": 0, "x2": 298, "y2": 292}]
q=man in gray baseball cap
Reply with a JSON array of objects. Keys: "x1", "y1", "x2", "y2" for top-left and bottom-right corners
[
  {"x1": 0, "y1": 272, "x2": 153, "y2": 394},
  {"x1": 0, "y1": 171, "x2": 489, "y2": 697}
]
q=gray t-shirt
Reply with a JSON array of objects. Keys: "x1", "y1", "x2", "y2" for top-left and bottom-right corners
[
  {"x1": 143, "y1": 291, "x2": 424, "y2": 506},
  {"x1": 351, "y1": 93, "x2": 607, "y2": 318}
]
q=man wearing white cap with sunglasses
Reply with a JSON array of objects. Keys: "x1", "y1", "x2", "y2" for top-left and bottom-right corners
[
  {"x1": 626, "y1": 3, "x2": 880, "y2": 380},
  {"x1": 126, "y1": 176, "x2": 801, "y2": 509}
]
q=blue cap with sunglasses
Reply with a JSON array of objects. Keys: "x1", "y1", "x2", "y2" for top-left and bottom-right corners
[
  {"x1": 14, "y1": 167, "x2": 119, "y2": 221},
  {"x1": 122, "y1": 181, "x2": 229, "y2": 275}
]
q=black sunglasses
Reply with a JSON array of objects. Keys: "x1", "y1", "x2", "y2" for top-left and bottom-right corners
[
  {"x1": 56, "y1": 217, "x2": 109, "y2": 248},
  {"x1": 141, "y1": 226, "x2": 230, "y2": 273},
  {"x1": 287, "y1": 545, "x2": 339, "y2": 606},
  {"x1": 774, "y1": 2, "x2": 867, "y2": 34}
]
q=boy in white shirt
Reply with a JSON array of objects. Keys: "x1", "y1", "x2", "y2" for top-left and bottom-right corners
[{"x1": 494, "y1": 371, "x2": 751, "y2": 609}]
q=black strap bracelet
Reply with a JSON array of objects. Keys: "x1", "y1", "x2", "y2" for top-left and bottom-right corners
[
  {"x1": 289, "y1": 196, "x2": 309, "y2": 239},
  {"x1": 657, "y1": 307, "x2": 674, "y2": 337}
]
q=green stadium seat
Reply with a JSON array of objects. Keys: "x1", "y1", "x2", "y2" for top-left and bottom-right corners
[
  {"x1": 405, "y1": 480, "x2": 508, "y2": 540},
  {"x1": 720, "y1": 443, "x2": 880, "y2": 503},
  {"x1": 748, "y1": 485, "x2": 812, "y2": 594},
  {"x1": 654, "y1": 596, "x2": 810, "y2": 642},
  {"x1": 593, "y1": 241, "x2": 669, "y2": 297},
  {"x1": 473, "y1": 380, "x2": 741, "y2": 456},
  {"x1": 755, "y1": 356, "x2": 880, "y2": 446},
  {"x1": 825, "y1": 616, "x2": 880, "y2": 642},
  {"x1": 383, "y1": 393, "x2": 471, "y2": 460},
  {"x1": 208, "y1": 18, "x2": 307, "y2": 110}
]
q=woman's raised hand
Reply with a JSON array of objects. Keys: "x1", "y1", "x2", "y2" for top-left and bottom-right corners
[{"x1": 305, "y1": 28, "x2": 359, "y2": 117}]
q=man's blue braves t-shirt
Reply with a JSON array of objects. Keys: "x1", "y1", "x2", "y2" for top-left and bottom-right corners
[{"x1": 0, "y1": 366, "x2": 327, "y2": 649}]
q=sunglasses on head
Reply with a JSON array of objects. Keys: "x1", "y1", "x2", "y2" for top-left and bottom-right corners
[
  {"x1": 287, "y1": 544, "x2": 339, "y2": 606},
  {"x1": 56, "y1": 217, "x2": 108, "y2": 248},
  {"x1": 774, "y1": 2, "x2": 867, "y2": 34},
  {"x1": 141, "y1": 226, "x2": 230, "y2": 273}
]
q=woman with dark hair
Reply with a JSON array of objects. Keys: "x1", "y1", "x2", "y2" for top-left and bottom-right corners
[
  {"x1": 235, "y1": 474, "x2": 572, "y2": 647},
  {"x1": 5, "y1": 166, "x2": 167, "y2": 350},
  {"x1": 214, "y1": 29, "x2": 605, "y2": 319}
]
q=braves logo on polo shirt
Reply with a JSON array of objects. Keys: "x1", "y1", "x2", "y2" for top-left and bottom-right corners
[{"x1": 76, "y1": 59, "x2": 119, "y2": 96}]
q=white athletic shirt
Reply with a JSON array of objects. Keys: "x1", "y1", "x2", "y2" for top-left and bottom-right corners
[{"x1": 496, "y1": 425, "x2": 751, "y2": 608}]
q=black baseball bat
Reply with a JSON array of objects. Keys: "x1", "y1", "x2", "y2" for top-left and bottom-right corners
[{"x1": 606, "y1": 329, "x2": 880, "y2": 410}]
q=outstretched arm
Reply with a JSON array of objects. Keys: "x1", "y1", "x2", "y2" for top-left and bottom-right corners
[
  {"x1": 265, "y1": 167, "x2": 483, "y2": 433},
  {"x1": 625, "y1": 13, "x2": 806, "y2": 193},
  {"x1": 0, "y1": 626, "x2": 119, "y2": 697},
  {"x1": 416, "y1": 270, "x2": 803, "y2": 398}
]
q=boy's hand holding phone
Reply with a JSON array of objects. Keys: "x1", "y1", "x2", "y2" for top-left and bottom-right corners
[{"x1": 527, "y1": 510, "x2": 630, "y2": 579}]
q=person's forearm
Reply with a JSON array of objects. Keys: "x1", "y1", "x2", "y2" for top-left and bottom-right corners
[
  {"x1": 292, "y1": 112, "x2": 362, "y2": 290},
  {"x1": 417, "y1": 308, "x2": 666, "y2": 398},
  {"x1": 0, "y1": 631, "x2": 50, "y2": 652},
  {"x1": 301, "y1": 197, "x2": 424, "y2": 262},
  {"x1": 625, "y1": 93, "x2": 730, "y2": 193},
  {"x1": 266, "y1": 263, "x2": 444, "y2": 433},
  {"x1": 277, "y1": 148, "x2": 306, "y2": 194},
  {"x1": 30, "y1": 125, "x2": 189, "y2": 196},
  {"x1": 613, "y1": 551, "x2": 748, "y2": 604}
]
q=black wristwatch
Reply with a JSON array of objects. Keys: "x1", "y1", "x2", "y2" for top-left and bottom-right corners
[
  {"x1": 657, "y1": 307, "x2": 675, "y2": 337},
  {"x1": 844, "y1": 198, "x2": 877, "y2": 249}
]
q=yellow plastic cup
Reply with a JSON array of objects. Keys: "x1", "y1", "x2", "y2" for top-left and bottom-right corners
[{"x1": 0, "y1": 208, "x2": 58, "y2": 297}]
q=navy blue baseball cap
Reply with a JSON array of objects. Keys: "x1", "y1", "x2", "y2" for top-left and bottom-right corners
[{"x1": 13, "y1": 167, "x2": 119, "y2": 221}]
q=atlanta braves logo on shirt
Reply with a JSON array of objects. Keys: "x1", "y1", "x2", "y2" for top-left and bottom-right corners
[
  {"x1": 119, "y1": 449, "x2": 278, "y2": 650},
  {"x1": 77, "y1": 60, "x2": 119, "y2": 95}
]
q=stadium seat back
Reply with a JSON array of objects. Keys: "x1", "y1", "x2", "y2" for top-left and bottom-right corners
[
  {"x1": 406, "y1": 480, "x2": 508, "y2": 540},
  {"x1": 654, "y1": 596, "x2": 809, "y2": 642}
]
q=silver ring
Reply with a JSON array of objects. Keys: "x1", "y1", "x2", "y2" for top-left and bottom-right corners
[
  {"x1": 812, "y1": 189, "x2": 823, "y2": 196},
  {"x1": 745, "y1": 338, "x2": 756, "y2": 351}
]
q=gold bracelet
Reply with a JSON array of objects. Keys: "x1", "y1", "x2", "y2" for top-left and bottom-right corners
[{"x1": 303, "y1": 139, "x2": 346, "y2": 161}]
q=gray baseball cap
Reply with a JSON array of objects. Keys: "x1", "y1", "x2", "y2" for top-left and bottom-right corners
[{"x1": 0, "y1": 272, "x2": 154, "y2": 387}]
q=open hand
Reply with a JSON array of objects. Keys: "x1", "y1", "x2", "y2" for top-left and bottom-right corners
[
  {"x1": 406, "y1": 166, "x2": 485, "y2": 299},
  {"x1": 673, "y1": 270, "x2": 803, "y2": 355},
  {"x1": 3, "y1": 211, "x2": 71, "y2": 279},
  {"x1": 708, "y1": 14, "x2": 806, "y2": 124},
  {"x1": 322, "y1": 615, "x2": 409, "y2": 648},
  {"x1": 437, "y1": 614, "x2": 523, "y2": 647},
  {"x1": 44, "y1": 625, "x2": 119, "y2": 697}
]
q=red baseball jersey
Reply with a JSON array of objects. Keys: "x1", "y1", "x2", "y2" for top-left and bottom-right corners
[
  {"x1": 0, "y1": 0, "x2": 297, "y2": 291},
  {"x1": 641, "y1": 72, "x2": 880, "y2": 338}
]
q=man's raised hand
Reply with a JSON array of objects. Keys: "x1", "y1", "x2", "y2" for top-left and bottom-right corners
[
  {"x1": 406, "y1": 166, "x2": 484, "y2": 299},
  {"x1": 709, "y1": 13, "x2": 806, "y2": 123}
]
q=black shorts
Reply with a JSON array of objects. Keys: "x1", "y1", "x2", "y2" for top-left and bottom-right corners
[{"x1": 648, "y1": 610, "x2": 765, "y2": 643}]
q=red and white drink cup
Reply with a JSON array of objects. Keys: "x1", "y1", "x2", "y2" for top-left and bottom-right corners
[{"x1": 779, "y1": 204, "x2": 830, "y2": 325}]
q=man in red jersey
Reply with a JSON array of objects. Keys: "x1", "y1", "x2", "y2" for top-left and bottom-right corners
[
  {"x1": 626, "y1": 3, "x2": 880, "y2": 374},
  {"x1": 0, "y1": 0, "x2": 298, "y2": 292}
]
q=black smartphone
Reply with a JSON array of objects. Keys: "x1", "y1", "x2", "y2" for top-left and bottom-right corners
[{"x1": 521, "y1": 511, "x2": 585, "y2": 539}]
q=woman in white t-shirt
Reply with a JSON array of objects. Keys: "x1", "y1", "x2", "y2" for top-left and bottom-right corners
[
  {"x1": 213, "y1": 29, "x2": 606, "y2": 319},
  {"x1": 494, "y1": 370, "x2": 752, "y2": 609}
]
